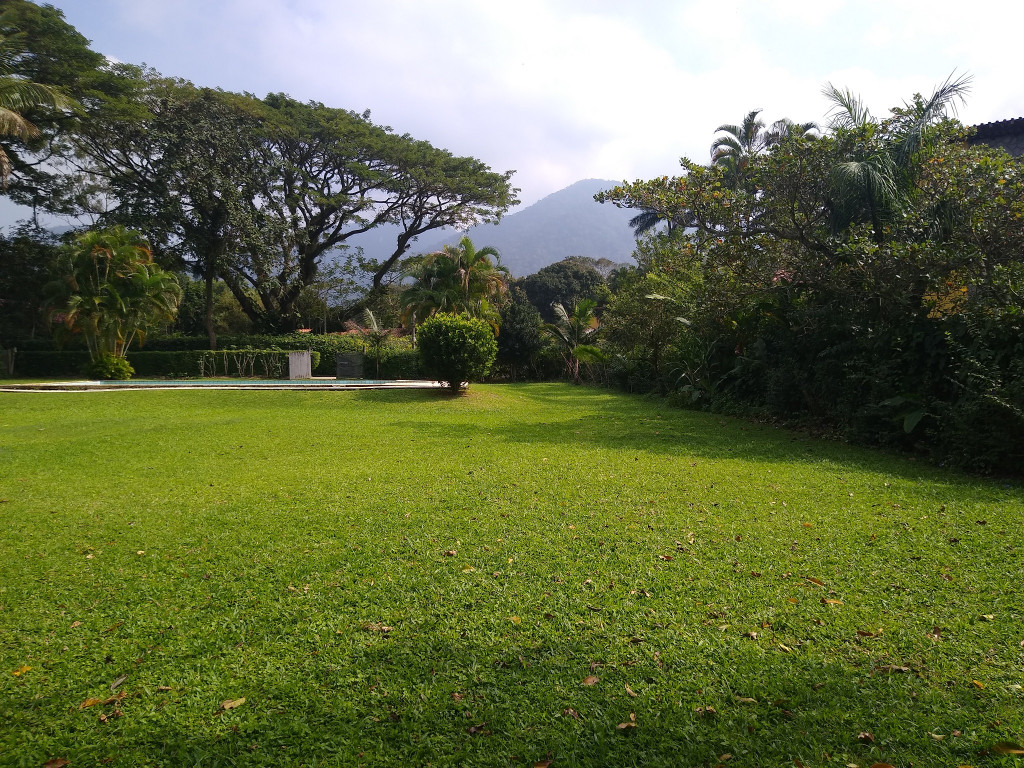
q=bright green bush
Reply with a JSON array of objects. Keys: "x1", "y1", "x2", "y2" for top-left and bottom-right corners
[
  {"x1": 416, "y1": 313, "x2": 497, "y2": 392},
  {"x1": 86, "y1": 353, "x2": 134, "y2": 380}
]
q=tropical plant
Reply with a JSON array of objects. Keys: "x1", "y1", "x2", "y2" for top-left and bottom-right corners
[
  {"x1": 416, "y1": 312, "x2": 497, "y2": 393},
  {"x1": 0, "y1": 10, "x2": 74, "y2": 184},
  {"x1": 823, "y1": 72, "x2": 971, "y2": 240},
  {"x1": 711, "y1": 110, "x2": 818, "y2": 190},
  {"x1": 400, "y1": 236, "x2": 509, "y2": 329},
  {"x1": 544, "y1": 299, "x2": 601, "y2": 383},
  {"x1": 358, "y1": 309, "x2": 391, "y2": 378},
  {"x1": 45, "y1": 226, "x2": 182, "y2": 364}
]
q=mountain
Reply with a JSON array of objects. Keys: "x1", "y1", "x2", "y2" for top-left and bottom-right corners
[{"x1": 344, "y1": 178, "x2": 638, "y2": 277}]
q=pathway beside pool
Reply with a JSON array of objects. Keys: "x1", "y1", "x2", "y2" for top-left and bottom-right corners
[{"x1": 0, "y1": 378, "x2": 444, "y2": 392}]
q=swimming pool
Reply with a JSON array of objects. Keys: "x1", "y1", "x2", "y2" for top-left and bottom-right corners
[{"x1": 0, "y1": 378, "x2": 441, "y2": 391}]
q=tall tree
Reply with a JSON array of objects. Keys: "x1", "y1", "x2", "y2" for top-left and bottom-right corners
[
  {"x1": 66, "y1": 81, "x2": 517, "y2": 333},
  {"x1": 0, "y1": 7, "x2": 74, "y2": 184},
  {"x1": 71, "y1": 74, "x2": 270, "y2": 347}
]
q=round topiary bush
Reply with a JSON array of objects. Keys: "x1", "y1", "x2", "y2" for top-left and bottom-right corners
[
  {"x1": 85, "y1": 354, "x2": 135, "y2": 380},
  {"x1": 417, "y1": 313, "x2": 497, "y2": 393}
]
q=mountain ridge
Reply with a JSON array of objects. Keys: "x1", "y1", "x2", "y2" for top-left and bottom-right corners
[{"x1": 346, "y1": 178, "x2": 638, "y2": 277}]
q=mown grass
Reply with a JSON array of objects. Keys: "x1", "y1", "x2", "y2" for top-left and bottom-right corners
[{"x1": 1, "y1": 383, "x2": 1022, "y2": 768}]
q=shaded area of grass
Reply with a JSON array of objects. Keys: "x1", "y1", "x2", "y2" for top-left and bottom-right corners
[{"x1": 1, "y1": 383, "x2": 1022, "y2": 767}]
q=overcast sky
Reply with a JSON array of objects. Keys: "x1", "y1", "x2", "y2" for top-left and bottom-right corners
[{"x1": 32, "y1": 0, "x2": 1024, "y2": 209}]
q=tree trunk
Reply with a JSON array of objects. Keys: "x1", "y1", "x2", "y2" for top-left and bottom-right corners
[{"x1": 205, "y1": 271, "x2": 217, "y2": 350}]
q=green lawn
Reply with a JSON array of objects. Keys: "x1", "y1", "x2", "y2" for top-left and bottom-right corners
[{"x1": 1, "y1": 384, "x2": 1022, "y2": 767}]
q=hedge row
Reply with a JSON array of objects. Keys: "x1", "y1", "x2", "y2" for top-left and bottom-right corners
[
  {"x1": 8, "y1": 350, "x2": 322, "y2": 379},
  {"x1": 2, "y1": 333, "x2": 423, "y2": 377}
]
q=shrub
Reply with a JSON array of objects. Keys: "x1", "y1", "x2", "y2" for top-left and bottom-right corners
[
  {"x1": 417, "y1": 313, "x2": 497, "y2": 393},
  {"x1": 86, "y1": 354, "x2": 134, "y2": 380}
]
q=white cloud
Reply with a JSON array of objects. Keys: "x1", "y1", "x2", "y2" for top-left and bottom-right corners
[{"x1": 37, "y1": 0, "x2": 1024, "y2": 209}]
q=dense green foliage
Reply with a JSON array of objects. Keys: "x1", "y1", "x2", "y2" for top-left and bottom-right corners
[
  {"x1": 518, "y1": 256, "x2": 608, "y2": 323},
  {"x1": 1, "y1": 385, "x2": 1022, "y2": 766},
  {"x1": 84, "y1": 352, "x2": 133, "y2": 380},
  {"x1": 496, "y1": 287, "x2": 545, "y2": 380},
  {"x1": 597, "y1": 82, "x2": 1024, "y2": 473},
  {"x1": 0, "y1": 224, "x2": 61, "y2": 339},
  {"x1": 400, "y1": 236, "x2": 509, "y2": 330},
  {"x1": 416, "y1": 313, "x2": 497, "y2": 392},
  {"x1": 44, "y1": 226, "x2": 182, "y2": 362}
]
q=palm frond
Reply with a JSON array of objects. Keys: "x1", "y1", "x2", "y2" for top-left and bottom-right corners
[{"x1": 822, "y1": 83, "x2": 872, "y2": 130}]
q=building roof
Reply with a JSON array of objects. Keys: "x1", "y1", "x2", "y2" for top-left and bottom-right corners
[
  {"x1": 968, "y1": 118, "x2": 1024, "y2": 156},
  {"x1": 971, "y1": 117, "x2": 1024, "y2": 139}
]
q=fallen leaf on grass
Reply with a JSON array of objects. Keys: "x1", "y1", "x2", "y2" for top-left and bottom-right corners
[
  {"x1": 582, "y1": 675, "x2": 599, "y2": 686},
  {"x1": 617, "y1": 712, "x2": 637, "y2": 730},
  {"x1": 857, "y1": 629, "x2": 881, "y2": 638},
  {"x1": 822, "y1": 598, "x2": 843, "y2": 606},
  {"x1": 70, "y1": 621, "x2": 81, "y2": 629},
  {"x1": 11, "y1": 665, "x2": 31, "y2": 677},
  {"x1": 993, "y1": 742, "x2": 1024, "y2": 755},
  {"x1": 778, "y1": 644, "x2": 792, "y2": 653},
  {"x1": 562, "y1": 707, "x2": 580, "y2": 719},
  {"x1": 804, "y1": 577, "x2": 824, "y2": 587},
  {"x1": 534, "y1": 761, "x2": 553, "y2": 768},
  {"x1": 220, "y1": 698, "x2": 246, "y2": 711},
  {"x1": 930, "y1": 733, "x2": 946, "y2": 740},
  {"x1": 360, "y1": 623, "x2": 393, "y2": 632},
  {"x1": 695, "y1": 705, "x2": 716, "y2": 716},
  {"x1": 461, "y1": 566, "x2": 475, "y2": 573},
  {"x1": 510, "y1": 616, "x2": 521, "y2": 625},
  {"x1": 736, "y1": 697, "x2": 757, "y2": 704},
  {"x1": 869, "y1": 764, "x2": 896, "y2": 768},
  {"x1": 787, "y1": 598, "x2": 799, "y2": 604},
  {"x1": 972, "y1": 680, "x2": 985, "y2": 689},
  {"x1": 79, "y1": 698, "x2": 103, "y2": 709},
  {"x1": 874, "y1": 664, "x2": 910, "y2": 674},
  {"x1": 467, "y1": 722, "x2": 488, "y2": 735},
  {"x1": 657, "y1": 555, "x2": 673, "y2": 561},
  {"x1": 102, "y1": 621, "x2": 123, "y2": 634},
  {"x1": 157, "y1": 686, "x2": 172, "y2": 692},
  {"x1": 858, "y1": 732, "x2": 875, "y2": 743},
  {"x1": 980, "y1": 614, "x2": 995, "y2": 622},
  {"x1": 625, "y1": 684, "x2": 638, "y2": 698},
  {"x1": 110, "y1": 674, "x2": 128, "y2": 691},
  {"x1": 43, "y1": 760, "x2": 69, "y2": 768}
]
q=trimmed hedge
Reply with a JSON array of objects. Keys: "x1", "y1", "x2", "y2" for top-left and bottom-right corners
[{"x1": 7, "y1": 349, "x2": 320, "y2": 379}]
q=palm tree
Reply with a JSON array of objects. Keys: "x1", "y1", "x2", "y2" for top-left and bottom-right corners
[
  {"x1": 712, "y1": 110, "x2": 818, "y2": 190},
  {"x1": 400, "y1": 236, "x2": 509, "y2": 329},
  {"x1": 544, "y1": 299, "x2": 601, "y2": 383},
  {"x1": 823, "y1": 73, "x2": 971, "y2": 241},
  {"x1": 710, "y1": 109, "x2": 766, "y2": 188},
  {"x1": 763, "y1": 118, "x2": 819, "y2": 146},
  {"x1": 0, "y1": 12, "x2": 74, "y2": 184},
  {"x1": 46, "y1": 226, "x2": 182, "y2": 360}
]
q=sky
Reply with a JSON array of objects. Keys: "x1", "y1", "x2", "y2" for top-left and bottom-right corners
[{"x1": 27, "y1": 0, "x2": 1024, "y2": 210}]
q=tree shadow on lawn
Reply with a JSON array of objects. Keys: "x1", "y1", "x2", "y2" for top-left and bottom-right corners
[
  {"x1": 366, "y1": 384, "x2": 1021, "y2": 496},
  {"x1": 115, "y1": 628, "x2": 1000, "y2": 767}
]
